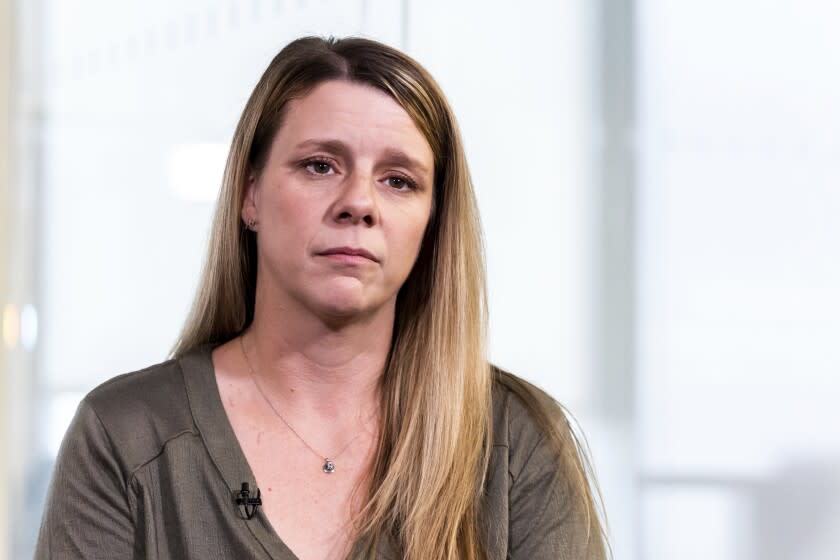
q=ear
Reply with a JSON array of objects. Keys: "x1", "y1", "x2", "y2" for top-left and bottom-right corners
[{"x1": 241, "y1": 170, "x2": 259, "y2": 227}]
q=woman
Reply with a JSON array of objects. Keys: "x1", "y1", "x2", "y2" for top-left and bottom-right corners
[{"x1": 35, "y1": 36, "x2": 608, "y2": 559}]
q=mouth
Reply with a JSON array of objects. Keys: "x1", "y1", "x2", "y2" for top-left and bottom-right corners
[{"x1": 317, "y1": 246, "x2": 378, "y2": 263}]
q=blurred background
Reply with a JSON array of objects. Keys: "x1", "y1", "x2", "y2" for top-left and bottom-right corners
[{"x1": 2, "y1": 0, "x2": 839, "y2": 558}]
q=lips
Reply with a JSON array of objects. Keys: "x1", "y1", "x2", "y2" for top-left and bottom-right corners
[{"x1": 318, "y1": 246, "x2": 378, "y2": 262}]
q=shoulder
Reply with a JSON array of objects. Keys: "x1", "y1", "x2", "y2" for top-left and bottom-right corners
[
  {"x1": 84, "y1": 355, "x2": 191, "y2": 429},
  {"x1": 78, "y1": 355, "x2": 198, "y2": 477},
  {"x1": 489, "y1": 364, "x2": 566, "y2": 478},
  {"x1": 488, "y1": 365, "x2": 607, "y2": 558}
]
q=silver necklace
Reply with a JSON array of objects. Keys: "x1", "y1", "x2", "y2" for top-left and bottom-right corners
[{"x1": 239, "y1": 334, "x2": 369, "y2": 474}]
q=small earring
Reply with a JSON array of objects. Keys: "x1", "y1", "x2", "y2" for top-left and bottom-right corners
[{"x1": 247, "y1": 218, "x2": 257, "y2": 231}]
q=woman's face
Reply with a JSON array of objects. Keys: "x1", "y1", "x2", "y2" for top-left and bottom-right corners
[{"x1": 242, "y1": 79, "x2": 435, "y2": 322}]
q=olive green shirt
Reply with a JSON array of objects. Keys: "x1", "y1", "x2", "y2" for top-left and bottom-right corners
[{"x1": 35, "y1": 342, "x2": 599, "y2": 559}]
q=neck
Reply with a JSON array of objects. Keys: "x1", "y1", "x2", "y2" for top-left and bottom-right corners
[{"x1": 242, "y1": 291, "x2": 394, "y2": 425}]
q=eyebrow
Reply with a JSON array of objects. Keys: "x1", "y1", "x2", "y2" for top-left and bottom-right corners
[{"x1": 294, "y1": 138, "x2": 431, "y2": 178}]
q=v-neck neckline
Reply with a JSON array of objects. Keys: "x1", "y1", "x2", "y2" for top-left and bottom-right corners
[{"x1": 179, "y1": 342, "x2": 398, "y2": 560}]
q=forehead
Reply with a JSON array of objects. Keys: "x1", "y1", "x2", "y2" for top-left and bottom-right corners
[{"x1": 275, "y1": 80, "x2": 434, "y2": 166}]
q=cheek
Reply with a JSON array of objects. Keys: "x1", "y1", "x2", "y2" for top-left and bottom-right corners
[
  {"x1": 258, "y1": 194, "x2": 314, "y2": 263},
  {"x1": 390, "y1": 214, "x2": 431, "y2": 271}
]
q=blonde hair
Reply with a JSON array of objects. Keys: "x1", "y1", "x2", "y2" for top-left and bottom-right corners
[{"x1": 171, "y1": 36, "x2": 607, "y2": 559}]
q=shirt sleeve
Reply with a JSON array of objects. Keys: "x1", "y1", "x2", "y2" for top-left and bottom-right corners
[
  {"x1": 34, "y1": 398, "x2": 142, "y2": 559},
  {"x1": 508, "y1": 416, "x2": 604, "y2": 560}
]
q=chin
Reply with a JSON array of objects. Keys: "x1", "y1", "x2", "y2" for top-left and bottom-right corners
[
  {"x1": 301, "y1": 279, "x2": 394, "y2": 322},
  {"x1": 322, "y1": 302, "x2": 367, "y2": 318},
  {"x1": 315, "y1": 292, "x2": 373, "y2": 319}
]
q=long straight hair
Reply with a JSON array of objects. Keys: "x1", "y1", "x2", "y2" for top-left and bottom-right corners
[{"x1": 171, "y1": 36, "x2": 607, "y2": 559}]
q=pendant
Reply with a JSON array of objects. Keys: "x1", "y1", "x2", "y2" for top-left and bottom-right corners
[{"x1": 323, "y1": 459, "x2": 336, "y2": 474}]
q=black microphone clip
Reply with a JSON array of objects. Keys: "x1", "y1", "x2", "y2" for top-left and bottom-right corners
[{"x1": 235, "y1": 482, "x2": 262, "y2": 520}]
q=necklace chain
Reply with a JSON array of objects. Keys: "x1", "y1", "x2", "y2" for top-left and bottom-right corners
[{"x1": 239, "y1": 334, "x2": 368, "y2": 473}]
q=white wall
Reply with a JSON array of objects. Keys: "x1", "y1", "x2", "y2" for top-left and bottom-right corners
[
  {"x1": 24, "y1": 2, "x2": 840, "y2": 559},
  {"x1": 637, "y1": 1, "x2": 840, "y2": 557}
]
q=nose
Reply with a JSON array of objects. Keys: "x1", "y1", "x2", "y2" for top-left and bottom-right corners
[{"x1": 332, "y1": 169, "x2": 379, "y2": 226}]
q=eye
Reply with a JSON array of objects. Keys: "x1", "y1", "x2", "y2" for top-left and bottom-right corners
[
  {"x1": 386, "y1": 174, "x2": 418, "y2": 191},
  {"x1": 302, "y1": 158, "x2": 335, "y2": 175}
]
